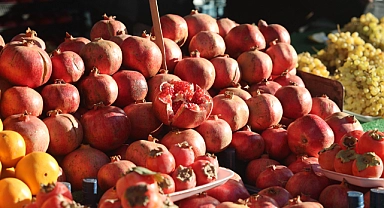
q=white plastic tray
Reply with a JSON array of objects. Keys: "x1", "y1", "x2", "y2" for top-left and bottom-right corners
[
  {"x1": 168, "y1": 167, "x2": 235, "y2": 202},
  {"x1": 343, "y1": 110, "x2": 382, "y2": 123},
  {"x1": 319, "y1": 167, "x2": 384, "y2": 188}
]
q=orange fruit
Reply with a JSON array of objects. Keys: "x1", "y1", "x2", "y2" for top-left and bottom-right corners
[
  {"x1": 0, "y1": 130, "x2": 26, "y2": 168},
  {"x1": 15, "y1": 152, "x2": 60, "y2": 195},
  {"x1": 0, "y1": 177, "x2": 32, "y2": 208}
]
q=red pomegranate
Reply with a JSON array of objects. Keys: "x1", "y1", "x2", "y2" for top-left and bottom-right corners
[
  {"x1": 160, "y1": 128, "x2": 206, "y2": 157},
  {"x1": 224, "y1": 24, "x2": 266, "y2": 59},
  {"x1": 57, "y1": 32, "x2": 91, "y2": 55},
  {"x1": 0, "y1": 40, "x2": 52, "y2": 88},
  {"x1": 245, "y1": 194, "x2": 279, "y2": 208},
  {"x1": 237, "y1": 49, "x2": 273, "y2": 85},
  {"x1": 0, "y1": 86, "x2": 43, "y2": 119},
  {"x1": 287, "y1": 156, "x2": 319, "y2": 174},
  {"x1": 218, "y1": 86, "x2": 252, "y2": 101},
  {"x1": 274, "y1": 84, "x2": 312, "y2": 119},
  {"x1": 188, "y1": 31, "x2": 226, "y2": 60},
  {"x1": 266, "y1": 41, "x2": 298, "y2": 76},
  {"x1": 261, "y1": 124, "x2": 291, "y2": 161},
  {"x1": 283, "y1": 195, "x2": 323, "y2": 208},
  {"x1": 40, "y1": 79, "x2": 80, "y2": 114},
  {"x1": 183, "y1": 10, "x2": 219, "y2": 45},
  {"x1": 246, "y1": 91, "x2": 283, "y2": 132},
  {"x1": 258, "y1": 186, "x2": 293, "y2": 208},
  {"x1": 217, "y1": 17, "x2": 238, "y2": 38},
  {"x1": 109, "y1": 30, "x2": 130, "y2": 46},
  {"x1": 177, "y1": 193, "x2": 220, "y2": 208},
  {"x1": 287, "y1": 114, "x2": 335, "y2": 157},
  {"x1": 61, "y1": 144, "x2": 110, "y2": 191},
  {"x1": 11, "y1": 27, "x2": 46, "y2": 50},
  {"x1": 174, "y1": 50, "x2": 216, "y2": 90},
  {"x1": 256, "y1": 165, "x2": 294, "y2": 189},
  {"x1": 324, "y1": 111, "x2": 363, "y2": 144},
  {"x1": 210, "y1": 54, "x2": 241, "y2": 90},
  {"x1": 195, "y1": 115, "x2": 233, "y2": 153},
  {"x1": 273, "y1": 71, "x2": 305, "y2": 87},
  {"x1": 123, "y1": 101, "x2": 163, "y2": 142},
  {"x1": 146, "y1": 70, "x2": 181, "y2": 102},
  {"x1": 152, "y1": 80, "x2": 213, "y2": 129},
  {"x1": 97, "y1": 155, "x2": 136, "y2": 192},
  {"x1": 112, "y1": 69, "x2": 148, "y2": 108},
  {"x1": 79, "y1": 38, "x2": 122, "y2": 75},
  {"x1": 120, "y1": 34, "x2": 163, "y2": 78},
  {"x1": 159, "y1": 37, "x2": 183, "y2": 73},
  {"x1": 50, "y1": 49, "x2": 85, "y2": 83},
  {"x1": 77, "y1": 67, "x2": 119, "y2": 109},
  {"x1": 245, "y1": 156, "x2": 280, "y2": 185},
  {"x1": 211, "y1": 91, "x2": 250, "y2": 131},
  {"x1": 258, "y1": 19, "x2": 291, "y2": 46},
  {"x1": 80, "y1": 104, "x2": 131, "y2": 152},
  {"x1": 3, "y1": 112, "x2": 50, "y2": 154},
  {"x1": 248, "y1": 79, "x2": 282, "y2": 96},
  {"x1": 43, "y1": 110, "x2": 83, "y2": 156},
  {"x1": 310, "y1": 94, "x2": 341, "y2": 120},
  {"x1": 157, "y1": 13, "x2": 188, "y2": 47},
  {"x1": 318, "y1": 179, "x2": 352, "y2": 208},
  {"x1": 90, "y1": 14, "x2": 127, "y2": 40},
  {"x1": 206, "y1": 178, "x2": 250, "y2": 202}
]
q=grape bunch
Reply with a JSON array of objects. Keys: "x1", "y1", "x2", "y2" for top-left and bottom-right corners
[
  {"x1": 296, "y1": 52, "x2": 330, "y2": 78},
  {"x1": 333, "y1": 42, "x2": 384, "y2": 117},
  {"x1": 342, "y1": 12, "x2": 384, "y2": 51}
]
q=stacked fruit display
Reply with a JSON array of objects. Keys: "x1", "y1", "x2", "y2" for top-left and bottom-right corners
[{"x1": 0, "y1": 9, "x2": 382, "y2": 208}]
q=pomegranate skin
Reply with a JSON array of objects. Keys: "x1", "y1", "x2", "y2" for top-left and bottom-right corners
[
  {"x1": 274, "y1": 85, "x2": 313, "y2": 119},
  {"x1": 157, "y1": 13, "x2": 188, "y2": 47},
  {"x1": 237, "y1": 49, "x2": 273, "y2": 85},
  {"x1": 90, "y1": 14, "x2": 127, "y2": 40},
  {"x1": 50, "y1": 49, "x2": 85, "y2": 83},
  {"x1": 188, "y1": 31, "x2": 226, "y2": 60},
  {"x1": 57, "y1": 32, "x2": 91, "y2": 55},
  {"x1": 287, "y1": 114, "x2": 335, "y2": 157},
  {"x1": 183, "y1": 10, "x2": 220, "y2": 45}
]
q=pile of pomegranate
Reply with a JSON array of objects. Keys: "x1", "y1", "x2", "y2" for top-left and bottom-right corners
[{"x1": 0, "y1": 11, "x2": 381, "y2": 208}]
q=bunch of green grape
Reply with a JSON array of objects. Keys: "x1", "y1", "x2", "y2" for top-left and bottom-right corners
[
  {"x1": 334, "y1": 42, "x2": 384, "y2": 117},
  {"x1": 296, "y1": 52, "x2": 330, "y2": 78},
  {"x1": 342, "y1": 12, "x2": 384, "y2": 51},
  {"x1": 315, "y1": 31, "x2": 366, "y2": 73}
]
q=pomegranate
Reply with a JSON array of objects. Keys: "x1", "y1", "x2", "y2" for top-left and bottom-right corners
[
  {"x1": 246, "y1": 90, "x2": 283, "y2": 132},
  {"x1": 0, "y1": 77, "x2": 12, "y2": 101},
  {"x1": 188, "y1": 31, "x2": 226, "y2": 60},
  {"x1": 324, "y1": 111, "x2": 363, "y2": 144},
  {"x1": 90, "y1": 14, "x2": 127, "y2": 40},
  {"x1": 43, "y1": 110, "x2": 83, "y2": 156},
  {"x1": 275, "y1": 84, "x2": 312, "y2": 119},
  {"x1": 258, "y1": 186, "x2": 293, "y2": 208},
  {"x1": 245, "y1": 194, "x2": 279, "y2": 208},
  {"x1": 237, "y1": 48, "x2": 273, "y2": 85},
  {"x1": 285, "y1": 167, "x2": 331, "y2": 200},
  {"x1": 224, "y1": 24, "x2": 266, "y2": 59},
  {"x1": 245, "y1": 156, "x2": 280, "y2": 185},
  {"x1": 160, "y1": 128, "x2": 206, "y2": 157},
  {"x1": 61, "y1": 144, "x2": 110, "y2": 191},
  {"x1": 177, "y1": 193, "x2": 220, "y2": 208},
  {"x1": 318, "y1": 143, "x2": 342, "y2": 171},
  {"x1": 310, "y1": 94, "x2": 341, "y2": 120},
  {"x1": 97, "y1": 155, "x2": 136, "y2": 192},
  {"x1": 49, "y1": 49, "x2": 85, "y2": 83},
  {"x1": 211, "y1": 91, "x2": 250, "y2": 131},
  {"x1": 11, "y1": 27, "x2": 46, "y2": 50},
  {"x1": 57, "y1": 32, "x2": 91, "y2": 55},
  {"x1": 206, "y1": 178, "x2": 250, "y2": 202},
  {"x1": 283, "y1": 195, "x2": 323, "y2": 208},
  {"x1": 3, "y1": 112, "x2": 50, "y2": 154},
  {"x1": 79, "y1": 38, "x2": 122, "y2": 75},
  {"x1": 210, "y1": 54, "x2": 241, "y2": 90},
  {"x1": 158, "y1": 37, "x2": 183, "y2": 73},
  {"x1": 287, "y1": 156, "x2": 319, "y2": 174},
  {"x1": 273, "y1": 71, "x2": 305, "y2": 87},
  {"x1": 109, "y1": 30, "x2": 130, "y2": 46},
  {"x1": 40, "y1": 79, "x2": 80, "y2": 114},
  {"x1": 123, "y1": 101, "x2": 163, "y2": 142},
  {"x1": 217, "y1": 17, "x2": 238, "y2": 38},
  {"x1": 261, "y1": 124, "x2": 291, "y2": 161},
  {"x1": 318, "y1": 179, "x2": 352, "y2": 208},
  {"x1": 183, "y1": 10, "x2": 219, "y2": 45},
  {"x1": 157, "y1": 13, "x2": 188, "y2": 47},
  {"x1": 152, "y1": 80, "x2": 213, "y2": 129},
  {"x1": 146, "y1": 70, "x2": 181, "y2": 102},
  {"x1": 174, "y1": 50, "x2": 216, "y2": 90},
  {"x1": 230, "y1": 125, "x2": 265, "y2": 161},
  {"x1": 77, "y1": 67, "x2": 119, "y2": 109},
  {"x1": 287, "y1": 114, "x2": 335, "y2": 157},
  {"x1": 0, "y1": 86, "x2": 43, "y2": 119},
  {"x1": 120, "y1": 33, "x2": 162, "y2": 78},
  {"x1": 266, "y1": 41, "x2": 298, "y2": 76},
  {"x1": 256, "y1": 165, "x2": 294, "y2": 189},
  {"x1": 0, "y1": 40, "x2": 52, "y2": 88},
  {"x1": 195, "y1": 115, "x2": 232, "y2": 153},
  {"x1": 112, "y1": 69, "x2": 148, "y2": 108},
  {"x1": 218, "y1": 86, "x2": 251, "y2": 101},
  {"x1": 258, "y1": 19, "x2": 291, "y2": 45},
  {"x1": 248, "y1": 79, "x2": 282, "y2": 96}
]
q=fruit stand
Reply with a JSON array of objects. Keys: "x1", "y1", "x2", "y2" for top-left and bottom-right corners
[{"x1": 1, "y1": 0, "x2": 384, "y2": 207}]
